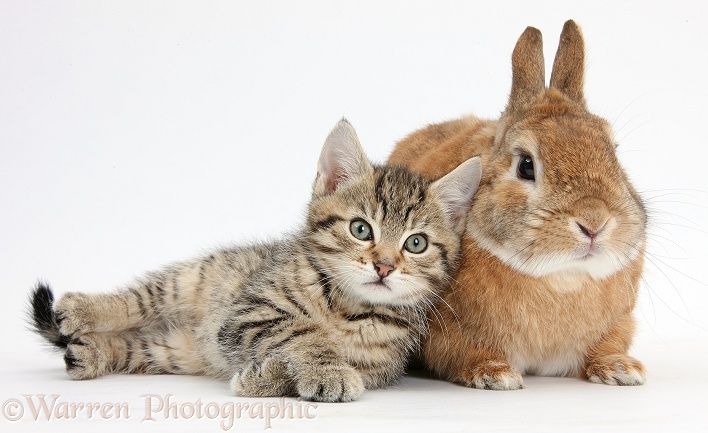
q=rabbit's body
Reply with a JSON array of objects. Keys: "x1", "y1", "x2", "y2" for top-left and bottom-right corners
[
  {"x1": 425, "y1": 234, "x2": 643, "y2": 388},
  {"x1": 389, "y1": 21, "x2": 646, "y2": 389}
]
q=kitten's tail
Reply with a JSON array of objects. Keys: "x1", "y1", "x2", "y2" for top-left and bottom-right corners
[{"x1": 29, "y1": 282, "x2": 69, "y2": 351}]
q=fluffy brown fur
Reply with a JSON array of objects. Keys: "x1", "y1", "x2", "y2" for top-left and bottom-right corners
[{"x1": 389, "y1": 20, "x2": 646, "y2": 389}]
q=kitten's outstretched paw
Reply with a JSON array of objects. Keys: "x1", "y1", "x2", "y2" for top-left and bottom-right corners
[
  {"x1": 296, "y1": 362, "x2": 365, "y2": 402},
  {"x1": 54, "y1": 292, "x2": 94, "y2": 337},
  {"x1": 231, "y1": 358, "x2": 294, "y2": 397},
  {"x1": 586, "y1": 354, "x2": 645, "y2": 386},
  {"x1": 64, "y1": 335, "x2": 109, "y2": 380},
  {"x1": 460, "y1": 360, "x2": 523, "y2": 390}
]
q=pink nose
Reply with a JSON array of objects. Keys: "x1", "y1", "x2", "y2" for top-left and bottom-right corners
[
  {"x1": 577, "y1": 222, "x2": 602, "y2": 240},
  {"x1": 374, "y1": 263, "x2": 394, "y2": 278}
]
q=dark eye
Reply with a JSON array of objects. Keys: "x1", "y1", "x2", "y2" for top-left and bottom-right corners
[
  {"x1": 350, "y1": 220, "x2": 373, "y2": 241},
  {"x1": 517, "y1": 155, "x2": 535, "y2": 181},
  {"x1": 404, "y1": 234, "x2": 428, "y2": 254}
]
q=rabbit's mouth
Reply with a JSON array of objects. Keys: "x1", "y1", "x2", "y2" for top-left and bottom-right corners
[
  {"x1": 578, "y1": 252, "x2": 598, "y2": 263},
  {"x1": 578, "y1": 243, "x2": 600, "y2": 260}
]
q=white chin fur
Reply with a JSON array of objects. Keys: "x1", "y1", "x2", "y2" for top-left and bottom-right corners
[
  {"x1": 341, "y1": 271, "x2": 426, "y2": 307},
  {"x1": 470, "y1": 230, "x2": 639, "y2": 282}
]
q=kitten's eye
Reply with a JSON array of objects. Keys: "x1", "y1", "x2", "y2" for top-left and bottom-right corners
[
  {"x1": 350, "y1": 220, "x2": 373, "y2": 241},
  {"x1": 517, "y1": 154, "x2": 535, "y2": 181},
  {"x1": 404, "y1": 234, "x2": 428, "y2": 254}
]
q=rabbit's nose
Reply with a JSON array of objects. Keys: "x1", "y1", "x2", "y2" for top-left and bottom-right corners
[
  {"x1": 573, "y1": 197, "x2": 611, "y2": 239},
  {"x1": 577, "y1": 222, "x2": 599, "y2": 240},
  {"x1": 576, "y1": 219, "x2": 608, "y2": 240}
]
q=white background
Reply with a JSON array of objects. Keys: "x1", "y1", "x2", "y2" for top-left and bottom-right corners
[{"x1": 1, "y1": 1, "x2": 707, "y2": 432}]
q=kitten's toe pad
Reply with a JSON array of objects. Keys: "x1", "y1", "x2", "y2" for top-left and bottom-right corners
[
  {"x1": 64, "y1": 335, "x2": 109, "y2": 380},
  {"x1": 461, "y1": 360, "x2": 523, "y2": 390},
  {"x1": 54, "y1": 292, "x2": 94, "y2": 337},
  {"x1": 231, "y1": 358, "x2": 294, "y2": 397},
  {"x1": 296, "y1": 363, "x2": 365, "y2": 402},
  {"x1": 586, "y1": 355, "x2": 645, "y2": 386}
]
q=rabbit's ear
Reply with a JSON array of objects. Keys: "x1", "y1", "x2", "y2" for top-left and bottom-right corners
[
  {"x1": 549, "y1": 20, "x2": 586, "y2": 106},
  {"x1": 506, "y1": 26, "x2": 545, "y2": 114}
]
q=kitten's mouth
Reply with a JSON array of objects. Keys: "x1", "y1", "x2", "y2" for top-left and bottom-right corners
[{"x1": 365, "y1": 281, "x2": 392, "y2": 290}]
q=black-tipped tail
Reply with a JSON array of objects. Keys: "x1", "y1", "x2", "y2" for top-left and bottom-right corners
[{"x1": 29, "y1": 282, "x2": 69, "y2": 350}]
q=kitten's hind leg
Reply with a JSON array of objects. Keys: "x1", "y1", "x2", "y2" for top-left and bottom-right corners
[
  {"x1": 54, "y1": 280, "x2": 164, "y2": 337},
  {"x1": 230, "y1": 357, "x2": 296, "y2": 397},
  {"x1": 64, "y1": 328, "x2": 207, "y2": 380},
  {"x1": 64, "y1": 333, "x2": 126, "y2": 380}
]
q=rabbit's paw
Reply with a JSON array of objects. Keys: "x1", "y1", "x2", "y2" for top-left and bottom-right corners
[
  {"x1": 295, "y1": 362, "x2": 365, "y2": 402},
  {"x1": 586, "y1": 354, "x2": 645, "y2": 386},
  {"x1": 231, "y1": 357, "x2": 294, "y2": 397},
  {"x1": 460, "y1": 360, "x2": 523, "y2": 390}
]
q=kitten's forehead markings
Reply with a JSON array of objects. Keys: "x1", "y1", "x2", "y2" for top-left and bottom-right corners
[
  {"x1": 360, "y1": 189, "x2": 378, "y2": 221},
  {"x1": 373, "y1": 172, "x2": 390, "y2": 222},
  {"x1": 371, "y1": 220, "x2": 383, "y2": 246}
]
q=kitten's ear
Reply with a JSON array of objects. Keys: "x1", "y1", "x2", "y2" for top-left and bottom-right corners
[
  {"x1": 430, "y1": 156, "x2": 482, "y2": 232},
  {"x1": 313, "y1": 119, "x2": 374, "y2": 197}
]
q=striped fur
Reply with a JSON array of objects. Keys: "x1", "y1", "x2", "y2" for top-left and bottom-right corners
[{"x1": 29, "y1": 120, "x2": 481, "y2": 402}]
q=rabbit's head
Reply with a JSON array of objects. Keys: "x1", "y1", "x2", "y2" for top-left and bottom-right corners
[{"x1": 469, "y1": 20, "x2": 646, "y2": 281}]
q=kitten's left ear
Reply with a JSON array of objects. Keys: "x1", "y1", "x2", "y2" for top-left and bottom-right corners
[
  {"x1": 313, "y1": 119, "x2": 374, "y2": 197},
  {"x1": 430, "y1": 156, "x2": 482, "y2": 233}
]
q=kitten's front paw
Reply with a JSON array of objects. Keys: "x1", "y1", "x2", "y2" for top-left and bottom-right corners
[
  {"x1": 231, "y1": 358, "x2": 294, "y2": 397},
  {"x1": 586, "y1": 354, "x2": 645, "y2": 386},
  {"x1": 296, "y1": 363, "x2": 365, "y2": 402},
  {"x1": 460, "y1": 360, "x2": 523, "y2": 390},
  {"x1": 54, "y1": 292, "x2": 94, "y2": 337},
  {"x1": 64, "y1": 335, "x2": 110, "y2": 380}
]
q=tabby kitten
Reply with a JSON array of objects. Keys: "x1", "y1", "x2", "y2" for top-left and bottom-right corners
[{"x1": 30, "y1": 120, "x2": 482, "y2": 402}]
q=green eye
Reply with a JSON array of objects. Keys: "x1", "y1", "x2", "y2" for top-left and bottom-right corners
[
  {"x1": 404, "y1": 234, "x2": 428, "y2": 254},
  {"x1": 350, "y1": 220, "x2": 373, "y2": 241}
]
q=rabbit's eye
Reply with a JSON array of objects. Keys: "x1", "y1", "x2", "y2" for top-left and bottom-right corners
[{"x1": 517, "y1": 155, "x2": 535, "y2": 181}]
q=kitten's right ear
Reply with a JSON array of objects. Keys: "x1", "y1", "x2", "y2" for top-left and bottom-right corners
[
  {"x1": 430, "y1": 156, "x2": 482, "y2": 233},
  {"x1": 313, "y1": 119, "x2": 374, "y2": 197}
]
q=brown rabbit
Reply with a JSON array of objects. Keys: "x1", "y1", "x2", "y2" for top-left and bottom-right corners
[{"x1": 388, "y1": 20, "x2": 646, "y2": 389}]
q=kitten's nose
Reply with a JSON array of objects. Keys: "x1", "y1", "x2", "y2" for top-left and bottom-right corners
[{"x1": 374, "y1": 263, "x2": 394, "y2": 278}]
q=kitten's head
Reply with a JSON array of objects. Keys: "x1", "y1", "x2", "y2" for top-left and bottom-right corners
[{"x1": 306, "y1": 119, "x2": 481, "y2": 308}]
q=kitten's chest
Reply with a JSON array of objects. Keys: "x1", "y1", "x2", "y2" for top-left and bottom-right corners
[{"x1": 328, "y1": 309, "x2": 418, "y2": 364}]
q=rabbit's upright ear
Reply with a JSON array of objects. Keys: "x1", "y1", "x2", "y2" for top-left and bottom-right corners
[
  {"x1": 506, "y1": 26, "x2": 545, "y2": 114},
  {"x1": 549, "y1": 20, "x2": 586, "y2": 106}
]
